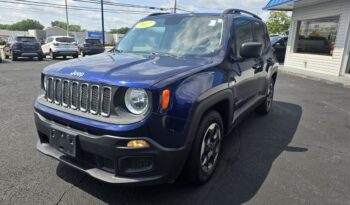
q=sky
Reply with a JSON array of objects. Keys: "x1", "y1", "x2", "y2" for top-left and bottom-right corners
[{"x1": 0, "y1": 0, "x2": 270, "y2": 31}]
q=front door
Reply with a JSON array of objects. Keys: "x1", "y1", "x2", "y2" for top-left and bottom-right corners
[{"x1": 230, "y1": 18, "x2": 260, "y2": 110}]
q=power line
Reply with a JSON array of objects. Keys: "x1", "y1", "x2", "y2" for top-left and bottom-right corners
[
  {"x1": 72, "y1": 0, "x2": 170, "y2": 11},
  {"x1": 0, "y1": 0, "x2": 154, "y2": 14}
]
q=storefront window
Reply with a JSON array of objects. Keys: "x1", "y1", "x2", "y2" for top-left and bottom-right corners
[{"x1": 295, "y1": 16, "x2": 339, "y2": 56}]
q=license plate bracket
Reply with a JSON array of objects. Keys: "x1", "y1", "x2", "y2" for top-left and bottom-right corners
[{"x1": 49, "y1": 129, "x2": 76, "y2": 157}]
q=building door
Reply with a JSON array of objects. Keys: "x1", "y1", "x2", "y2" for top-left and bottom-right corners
[{"x1": 347, "y1": 53, "x2": 350, "y2": 74}]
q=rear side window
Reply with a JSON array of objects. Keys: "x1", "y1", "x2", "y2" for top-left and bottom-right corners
[
  {"x1": 233, "y1": 19, "x2": 254, "y2": 56},
  {"x1": 56, "y1": 37, "x2": 75, "y2": 43}
]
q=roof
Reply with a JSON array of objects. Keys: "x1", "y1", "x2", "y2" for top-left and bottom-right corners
[{"x1": 263, "y1": 0, "x2": 296, "y2": 11}]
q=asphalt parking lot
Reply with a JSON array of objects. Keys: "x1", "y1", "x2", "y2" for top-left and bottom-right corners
[{"x1": 1, "y1": 59, "x2": 350, "y2": 205}]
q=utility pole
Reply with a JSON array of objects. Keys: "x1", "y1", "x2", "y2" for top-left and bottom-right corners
[
  {"x1": 101, "y1": 0, "x2": 105, "y2": 46},
  {"x1": 174, "y1": 0, "x2": 177, "y2": 13},
  {"x1": 65, "y1": 0, "x2": 69, "y2": 36}
]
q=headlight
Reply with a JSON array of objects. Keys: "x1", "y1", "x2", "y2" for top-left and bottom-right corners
[{"x1": 124, "y1": 88, "x2": 149, "y2": 115}]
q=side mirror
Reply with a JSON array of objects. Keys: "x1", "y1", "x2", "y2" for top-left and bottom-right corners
[{"x1": 240, "y1": 42, "x2": 263, "y2": 59}]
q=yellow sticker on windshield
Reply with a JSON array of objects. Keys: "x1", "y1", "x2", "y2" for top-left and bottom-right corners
[{"x1": 135, "y1": 21, "x2": 156, "y2": 29}]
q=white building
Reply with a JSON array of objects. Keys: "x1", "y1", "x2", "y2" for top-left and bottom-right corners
[{"x1": 264, "y1": 0, "x2": 350, "y2": 77}]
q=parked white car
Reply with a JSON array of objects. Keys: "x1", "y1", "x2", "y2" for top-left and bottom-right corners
[{"x1": 42, "y1": 36, "x2": 79, "y2": 59}]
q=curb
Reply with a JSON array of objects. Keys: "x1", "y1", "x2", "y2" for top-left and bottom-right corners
[{"x1": 280, "y1": 69, "x2": 350, "y2": 89}]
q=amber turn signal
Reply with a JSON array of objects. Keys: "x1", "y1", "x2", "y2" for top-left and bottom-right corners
[
  {"x1": 161, "y1": 89, "x2": 170, "y2": 110},
  {"x1": 127, "y1": 140, "x2": 150, "y2": 148}
]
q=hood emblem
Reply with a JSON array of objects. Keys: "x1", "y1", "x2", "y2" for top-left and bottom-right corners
[{"x1": 70, "y1": 70, "x2": 85, "y2": 78}]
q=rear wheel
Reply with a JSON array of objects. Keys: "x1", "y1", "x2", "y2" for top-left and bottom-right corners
[
  {"x1": 256, "y1": 78, "x2": 275, "y2": 115},
  {"x1": 50, "y1": 50, "x2": 56, "y2": 60},
  {"x1": 184, "y1": 110, "x2": 223, "y2": 185},
  {"x1": 73, "y1": 54, "x2": 78, "y2": 58},
  {"x1": 11, "y1": 51, "x2": 17, "y2": 61}
]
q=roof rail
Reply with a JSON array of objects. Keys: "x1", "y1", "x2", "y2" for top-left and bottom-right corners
[
  {"x1": 147, "y1": 12, "x2": 170, "y2": 17},
  {"x1": 223, "y1": 9, "x2": 262, "y2": 20}
]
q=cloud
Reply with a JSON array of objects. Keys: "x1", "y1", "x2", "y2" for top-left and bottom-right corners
[{"x1": 0, "y1": 0, "x2": 270, "y2": 30}]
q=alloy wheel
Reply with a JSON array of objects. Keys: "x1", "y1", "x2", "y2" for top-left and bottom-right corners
[{"x1": 200, "y1": 123, "x2": 222, "y2": 173}]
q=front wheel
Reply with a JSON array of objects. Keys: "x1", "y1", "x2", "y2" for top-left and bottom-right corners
[
  {"x1": 184, "y1": 110, "x2": 223, "y2": 185},
  {"x1": 256, "y1": 78, "x2": 275, "y2": 115}
]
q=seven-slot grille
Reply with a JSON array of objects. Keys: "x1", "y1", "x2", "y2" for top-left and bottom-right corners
[{"x1": 45, "y1": 76, "x2": 112, "y2": 117}]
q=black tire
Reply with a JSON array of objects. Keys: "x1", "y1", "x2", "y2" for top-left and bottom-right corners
[
  {"x1": 73, "y1": 54, "x2": 78, "y2": 58},
  {"x1": 184, "y1": 110, "x2": 224, "y2": 185},
  {"x1": 38, "y1": 56, "x2": 44, "y2": 61},
  {"x1": 50, "y1": 50, "x2": 56, "y2": 60},
  {"x1": 11, "y1": 51, "x2": 17, "y2": 61},
  {"x1": 256, "y1": 78, "x2": 275, "y2": 115},
  {"x1": 5, "y1": 55, "x2": 9, "y2": 59}
]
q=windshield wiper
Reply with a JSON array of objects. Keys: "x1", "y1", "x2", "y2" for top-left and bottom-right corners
[{"x1": 151, "y1": 52, "x2": 178, "y2": 58}]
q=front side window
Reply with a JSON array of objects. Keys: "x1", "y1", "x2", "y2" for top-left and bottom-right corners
[
  {"x1": 295, "y1": 16, "x2": 339, "y2": 56},
  {"x1": 233, "y1": 19, "x2": 254, "y2": 57},
  {"x1": 117, "y1": 16, "x2": 225, "y2": 57}
]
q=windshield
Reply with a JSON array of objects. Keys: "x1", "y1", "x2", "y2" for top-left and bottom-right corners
[
  {"x1": 56, "y1": 37, "x2": 75, "y2": 43},
  {"x1": 16, "y1": 37, "x2": 37, "y2": 43},
  {"x1": 117, "y1": 16, "x2": 225, "y2": 57},
  {"x1": 270, "y1": 36, "x2": 282, "y2": 45}
]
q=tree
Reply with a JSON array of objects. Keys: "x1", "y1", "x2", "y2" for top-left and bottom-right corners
[
  {"x1": 110, "y1": 27, "x2": 130, "y2": 34},
  {"x1": 0, "y1": 19, "x2": 44, "y2": 31},
  {"x1": 266, "y1": 11, "x2": 291, "y2": 35},
  {"x1": 51, "y1": 21, "x2": 83, "y2": 32}
]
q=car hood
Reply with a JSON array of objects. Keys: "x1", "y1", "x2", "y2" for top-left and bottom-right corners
[{"x1": 43, "y1": 52, "x2": 213, "y2": 88}]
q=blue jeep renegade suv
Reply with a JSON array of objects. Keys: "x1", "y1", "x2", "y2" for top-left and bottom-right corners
[{"x1": 35, "y1": 9, "x2": 278, "y2": 185}]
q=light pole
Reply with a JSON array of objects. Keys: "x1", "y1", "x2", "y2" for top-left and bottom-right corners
[
  {"x1": 174, "y1": 0, "x2": 177, "y2": 13},
  {"x1": 101, "y1": 0, "x2": 105, "y2": 46},
  {"x1": 65, "y1": 0, "x2": 69, "y2": 36}
]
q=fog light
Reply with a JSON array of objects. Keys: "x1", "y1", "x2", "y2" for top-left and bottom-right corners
[{"x1": 127, "y1": 140, "x2": 150, "y2": 148}]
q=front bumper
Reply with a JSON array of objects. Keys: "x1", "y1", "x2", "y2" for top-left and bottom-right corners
[{"x1": 34, "y1": 111, "x2": 187, "y2": 185}]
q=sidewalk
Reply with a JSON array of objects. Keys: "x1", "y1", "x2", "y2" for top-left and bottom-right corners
[{"x1": 279, "y1": 65, "x2": 350, "y2": 89}]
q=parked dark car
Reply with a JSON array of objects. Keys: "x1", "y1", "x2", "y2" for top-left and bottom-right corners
[
  {"x1": 35, "y1": 9, "x2": 278, "y2": 186},
  {"x1": 78, "y1": 38, "x2": 105, "y2": 57},
  {"x1": 270, "y1": 36, "x2": 288, "y2": 63},
  {"x1": 3, "y1": 36, "x2": 44, "y2": 61}
]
